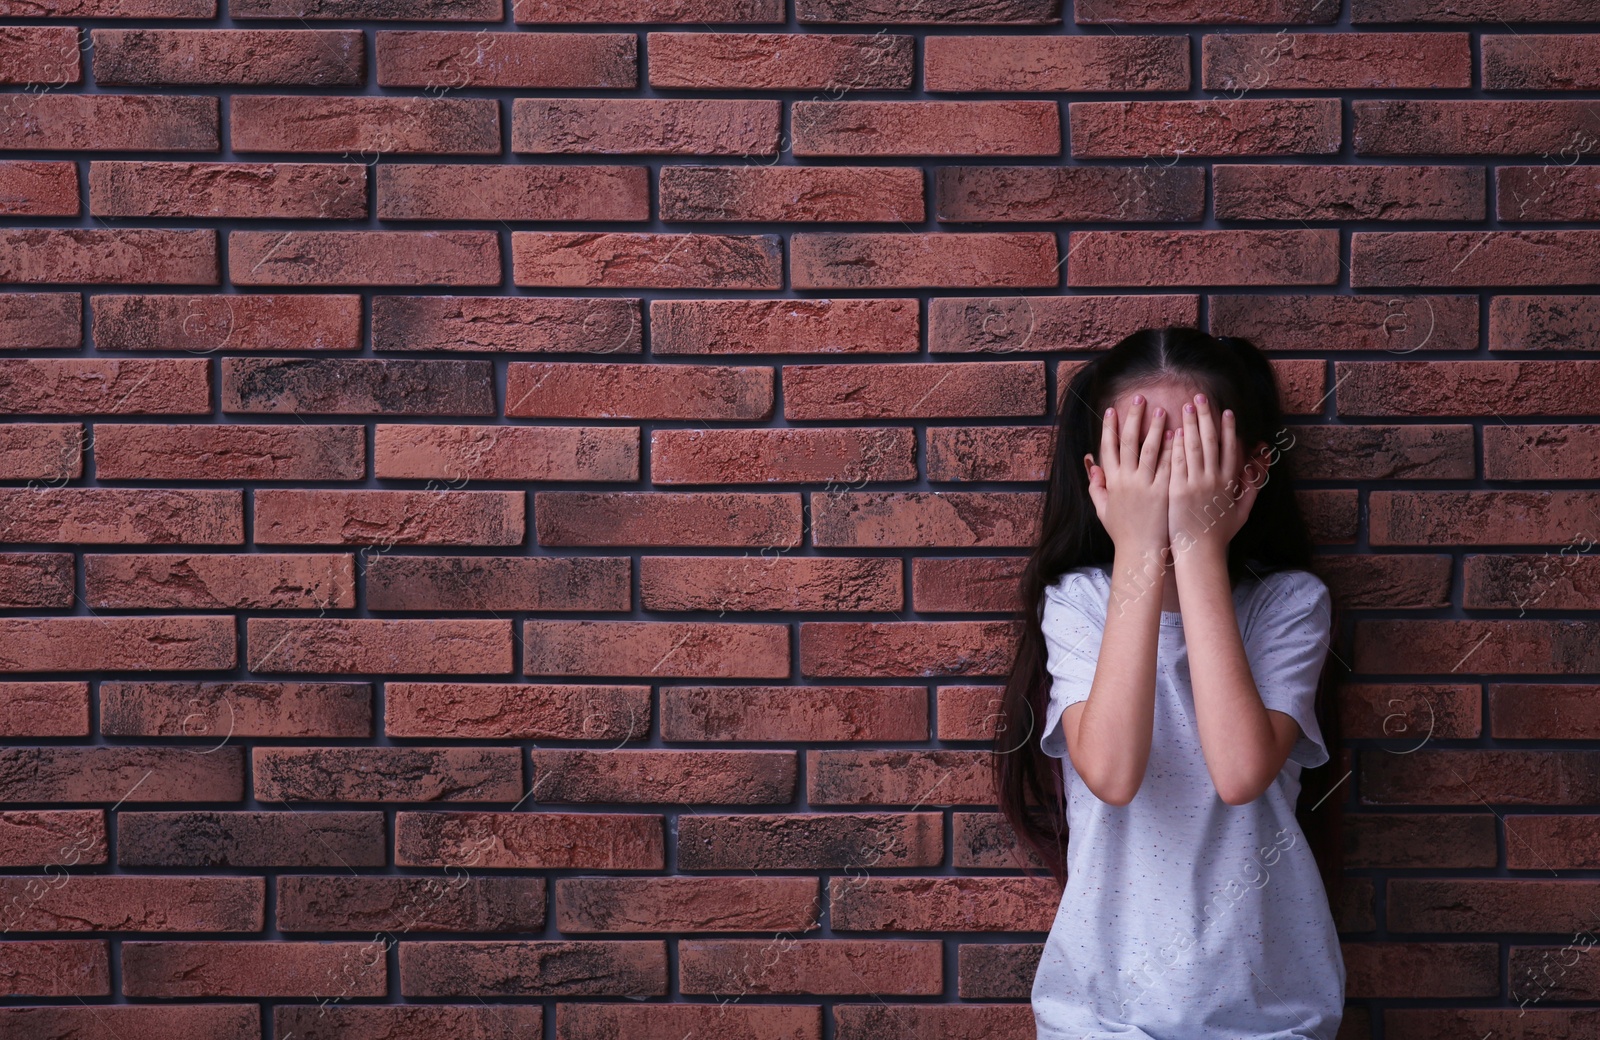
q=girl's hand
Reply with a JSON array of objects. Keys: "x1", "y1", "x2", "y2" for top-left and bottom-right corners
[
  {"x1": 1169, "y1": 392, "x2": 1265, "y2": 558},
  {"x1": 1083, "y1": 394, "x2": 1173, "y2": 555}
]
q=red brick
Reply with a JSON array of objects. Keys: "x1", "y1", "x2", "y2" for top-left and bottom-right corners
[
  {"x1": 0, "y1": 1006, "x2": 257, "y2": 1040},
  {"x1": 792, "y1": 232, "x2": 1058, "y2": 289},
  {"x1": 1468, "y1": 554, "x2": 1600, "y2": 610},
  {"x1": 100, "y1": 680, "x2": 371, "y2": 738},
  {"x1": 660, "y1": 684, "x2": 925, "y2": 741},
  {"x1": 1079, "y1": 0, "x2": 1335, "y2": 22},
  {"x1": 232, "y1": 94, "x2": 497, "y2": 154},
  {"x1": 925, "y1": 34, "x2": 1186, "y2": 91},
  {"x1": 1371, "y1": 491, "x2": 1600, "y2": 546},
  {"x1": 807, "y1": 749, "x2": 995, "y2": 804},
  {"x1": 89, "y1": 160, "x2": 366, "y2": 219},
  {"x1": 0, "y1": 941, "x2": 108, "y2": 996},
  {"x1": 925, "y1": 426, "x2": 1052, "y2": 481},
  {"x1": 246, "y1": 618, "x2": 514, "y2": 675},
  {"x1": 800, "y1": 0, "x2": 1057, "y2": 22},
  {"x1": 0, "y1": 746, "x2": 243, "y2": 802},
  {"x1": 523, "y1": 618, "x2": 790, "y2": 678},
  {"x1": 400, "y1": 940, "x2": 667, "y2": 997},
  {"x1": 1483, "y1": 33, "x2": 1600, "y2": 89},
  {"x1": 1343, "y1": 941, "x2": 1498, "y2": 998},
  {"x1": 118, "y1": 810, "x2": 384, "y2": 867},
  {"x1": 1209, "y1": 293, "x2": 1478, "y2": 351},
  {"x1": 386, "y1": 681, "x2": 649, "y2": 740},
  {"x1": 366, "y1": 556, "x2": 631, "y2": 612},
  {"x1": 830, "y1": 876, "x2": 1055, "y2": 931},
  {"x1": 1483, "y1": 424, "x2": 1600, "y2": 480},
  {"x1": 1203, "y1": 32, "x2": 1470, "y2": 90},
  {"x1": 928, "y1": 293, "x2": 1198, "y2": 353},
  {"x1": 0, "y1": 681, "x2": 87, "y2": 736},
  {"x1": 1352, "y1": 0, "x2": 1584, "y2": 19},
  {"x1": 597, "y1": 539, "x2": 789, "y2": 618},
  {"x1": 278, "y1": 875, "x2": 545, "y2": 932},
  {"x1": 660, "y1": 165, "x2": 923, "y2": 222},
  {"x1": 676, "y1": 812, "x2": 942, "y2": 869},
  {"x1": 0, "y1": 26, "x2": 82, "y2": 85},
  {"x1": 1337, "y1": 681, "x2": 1479, "y2": 742},
  {"x1": 506, "y1": 361, "x2": 772, "y2": 419},
  {"x1": 1497, "y1": 165, "x2": 1600, "y2": 221},
  {"x1": 800, "y1": 618, "x2": 1022, "y2": 671},
  {"x1": 1357, "y1": 621, "x2": 1600, "y2": 675},
  {"x1": 223, "y1": 357, "x2": 493, "y2": 416},
  {"x1": 1213, "y1": 164, "x2": 1484, "y2": 221},
  {"x1": 1336, "y1": 361, "x2": 1600, "y2": 416},
  {"x1": 1316, "y1": 554, "x2": 1454, "y2": 610},
  {"x1": 0, "y1": 423, "x2": 83, "y2": 482},
  {"x1": 1, "y1": 0, "x2": 213, "y2": 11},
  {"x1": 395, "y1": 810, "x2": 664, "y2": 869},
  {"x1": 92, "y1": 28, "x2": 362, "y2": 85},
  {"x1": 1490, "y1": 295, "x2": 1600, "y2": 350},
  {"x1": 1284, "y1": 424, "x2": 1474, "y2": 480},
  {"x1": 94, "y1": 423, "x2": 363, "y2": 480},
  {"x1": 377, "y1": 30, "x2": 634, "y2": 88},
  {"x1": 0, "y1": 617, "x2": 236, "y2": 672},
  {"x1": 122, "y1": 940, "x2": 388, "y2": 997},
  {"x1": 255, "y1": 747, "x2": 521, "y2": 803},
  {"x1": 373, "y1": 295, "x2": 642, "y2": 353},
  {"x1": 680, "y1": 938, "x2": 940, "y2": 995},
  {"x1": 649, "y1": 31, "x2": 912, "y2": 89},
  {"x1": 374, "y1": 424, "x2": 637, "y2": 481},
  {"x1": 0, "y1": 875, "x2": 262, "y2": 931},
  {"x1": 783, "y1": 361, "x2": 1045, "y2": 419},
  {"x1": 555, "y1": 876, "x2": 819, "y2": 933},
  {"x1": 1354, "y1": 230, "x2": 1600, "y2": 286},
  {"x1": 0, "y1": 487, "x2": 241, "y2": 544},
  {"x1": 940, "y1": 688, "x2": 1020, "y2": 744},
  {"x1": 532, "y1": 491, "x2": 799, "y2": 547},
  {"x1": 0, "y1": 291, "x2": 79, "y2": 346},
  {"x1": 512, "y1": 231, "x2": 781, "y2": 289},
  {"x1": 512, "y1": 98, "x2": 779, "y2": 156},
  {"x1": 228, "y1": 230, "x2": 500, "y2": 287},
  {"x1": 1070, "y1": 99, "x2": 1340, "y2": 157},
  {"x1": 91, "y1": 292, "x2": 361, "y2": 352},
  {"x1": 937, "y1": 165, "x2": 1204, "y2": 222},
  {"x1": 0, "y1": 552, "x2": 74, "y2": 607},
  {"x1": 1067, "y1": 229, "x2": 1340, "y2": 286},
  {"x1": 1344, "y1": 813, "x2": 1496, "y2": 870},
  {"x1": 0, "y1": 161, "x2": 77, "y2": 216},
  {"x1": 530, "y1": 749, "x2": 795, "y2": 804},
  {"x1": 274, "y1": 1006, "x2": 543, "y2": 1040},
  {"x1": 377, "y1": 163, "x2": 648, "y2": 221},
  {"x1": 0, "y1": 227, "x2": 217, "y2": 284},
  {"x1": 1491, "y1": 684, "x2": 1600, "y2": 738},
  {"x1": 651, "y1": 298, "x2": 919, "y2": 355},
  {"x1": 234, "y1": 0, "x2": 495, "y2": 15},
  {"x1": 651, "y1": 427, "x2": 915, "y2": 484},
  {"x1": 1354, "y1": 100, "x2": 1600, "y2": 155},
  {"x1": 913, "y1": 557, "x2": 1028, "y2": 612},
  {"x1": 1505, "y1": 815, "x2": 1600, "y2": 870},
  {"x1": 0, "y1": 93, "x2": 216, "y2": 150},
  {"x1": 517, "y1": 0, "x2": 781, "y2": 21},
  {"x1": 792, "y1": 101, "x2": 1060, "y2": 157},
  {"x1": 0, "y1": 810, "x2": 106, "y2": 867},
  {"x1": 254, "y1": 489, "x2": 524, "y2": 546},
  {"x1": 0, "y1": 358, "x2": 209, "y2": 414}
]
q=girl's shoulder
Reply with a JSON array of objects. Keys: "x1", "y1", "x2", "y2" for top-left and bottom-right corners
[{"x1": 1238, "y1": 565, "x2": 1331, "y2": 629}]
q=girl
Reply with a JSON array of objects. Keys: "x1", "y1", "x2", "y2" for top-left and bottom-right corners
[{"x1": 993, "y1": 326, "x2": 1346, "y2": 1039}]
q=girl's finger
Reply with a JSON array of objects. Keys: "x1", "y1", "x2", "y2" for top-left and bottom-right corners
[
  {"x1": 1194, "y1": 392, "x2": 1217, "y2": 476},
  {"x1": 1156, "y1": 425, "x2": 1175, "y2": 481},
  {"x1": 1220, "y1": 407, "x2": 1240, "y2": 493},
  {"x1": 1100, "y1": 406, "x2": 1118, "y2": 473},
  {"x1": 1180, "y1": 398, "x2": 1199, "y2": 479},
  {"x1": 1138, "y1": 405, "x2": 1165, "y2": 476},
  {"x1": 1170, "y1": 423, "x2": 1187, "y2": 486},
  {"x1": 1120, "y1": 396, "x2": 1144, "y2": 473}
]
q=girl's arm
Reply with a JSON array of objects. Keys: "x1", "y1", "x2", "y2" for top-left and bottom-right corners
[
  {"x1": 1168, "y1": 392, "x2": 1300, "y2": 806},
  {"x1": 1062, "y1": 395, "x2": 1174, "y2": 807}
]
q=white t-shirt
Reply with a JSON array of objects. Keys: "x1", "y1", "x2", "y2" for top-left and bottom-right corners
[{"x1": 1031, "y1": 564, "x2": 1345, "y2": 1040}]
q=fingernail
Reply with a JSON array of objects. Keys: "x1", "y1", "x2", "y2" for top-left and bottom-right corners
[
  {"x1": 1132, "y1": 394, "x2": 1143, "y2": 404},
  {"x1": 1185, "y1": 403, "x2": 1194, "y2": 413},
  {"x1": 1196, "y1": 393, "x2": 1206, "y2": 404},
  {"x1": 1153, "y1": 406, "x2": 1163, "y2": 417}
]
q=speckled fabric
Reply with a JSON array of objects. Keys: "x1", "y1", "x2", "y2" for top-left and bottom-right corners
[{"x1": 1031, "y1": 564, "x2": 1344, "y2": 1040}]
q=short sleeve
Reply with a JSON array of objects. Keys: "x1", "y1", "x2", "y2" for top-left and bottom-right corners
[
  {"x1": 1037, "y1": 568, "x2": 1107, "y2": 760},
  {"x1": 1245, "y1": 569, "x2": 1334, "y2": 769}
]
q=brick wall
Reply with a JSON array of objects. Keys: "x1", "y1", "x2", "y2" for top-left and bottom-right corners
[{"x1": 1, "y1": 0, "x2": 1597, "y2": 1037}]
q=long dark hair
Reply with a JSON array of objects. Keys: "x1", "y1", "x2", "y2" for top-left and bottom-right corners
[{"x1": 993, "y1": 325, "x2": 1345, "y2": 908}]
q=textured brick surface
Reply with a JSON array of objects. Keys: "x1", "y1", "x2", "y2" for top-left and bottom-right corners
[{"x1": 0, "y1": 1, "x2": 1591, "y2": 1032}]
